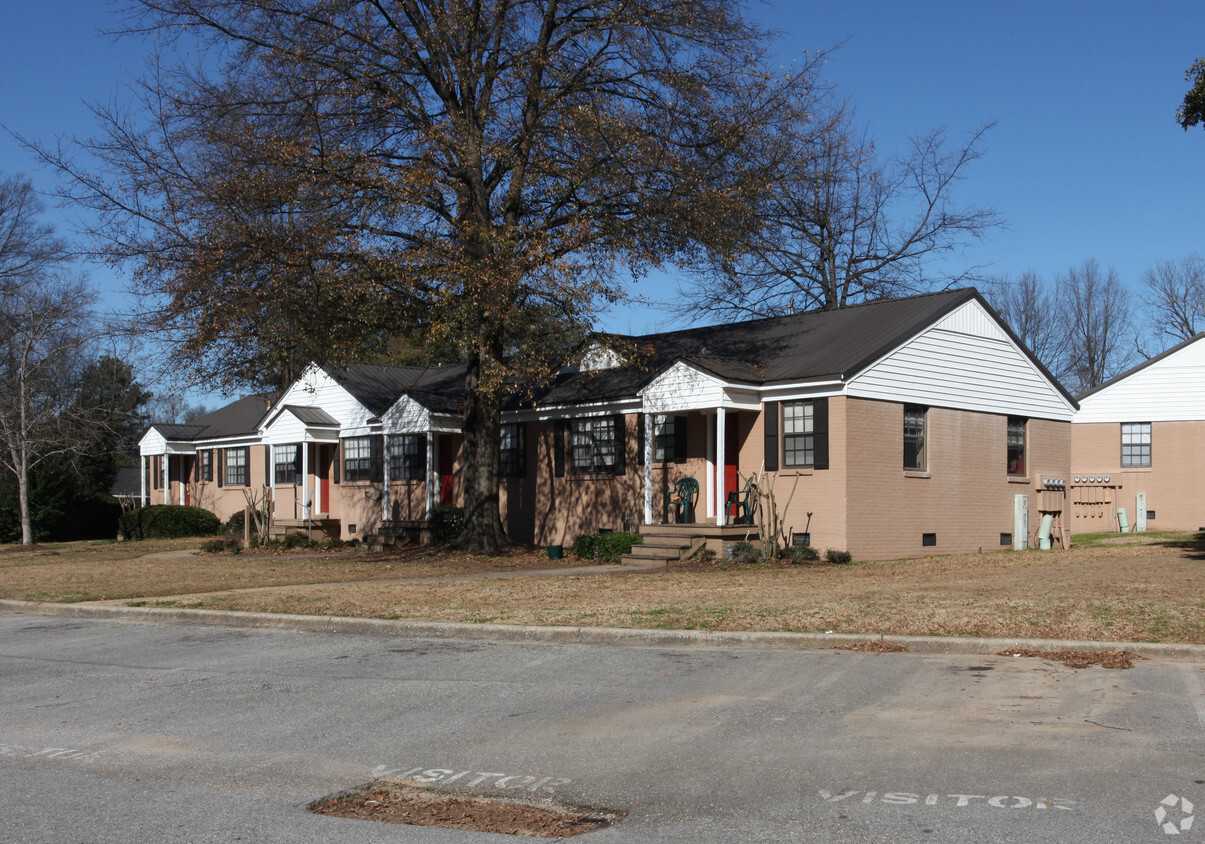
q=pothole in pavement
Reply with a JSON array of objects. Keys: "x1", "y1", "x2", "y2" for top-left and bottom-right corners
[{"x1": 309, "y1": 779, "x2": 624, "y2": 838}]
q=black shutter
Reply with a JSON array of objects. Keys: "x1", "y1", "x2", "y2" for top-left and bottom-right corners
[
  {"x1": 263, "y1": 445, "x2": 271, "y2": 486},
  {"x1": 813, "y1": 398, "x2": 830, "y2": 470},
  {"x1": 613, "y1": 414, "x2": 626, "y2": 475},
  {"x1": 673, "y1": 415, "x2": 688, "y2": 463},
  {"x1": 515, "y1": 425, "x2": 527, "y2": 479},
  {"x1": 152, "y1": 456, "x2": 159, "y2": 489},
  {"x1": 636, "y1": 413, "x2": 645, "y2": 466},
  {"x1": 216, "y1": 449, "x2": 224, "y2": 487},
  {"x1": 244, "y1": 448, "x2": 252, "y2": 487},
  {"x1": 193, "y1": 455, "x2": 200, "y2": 482},
  {"x1": 554, "y1": 420, "x2": 566, "y2": 478},
  {"x1": 764, "y1": 402, "x2": 779, "y2": 472},
  {"x1": 372, "y1": 435, "x2": 384, "y2": 483},
  {"x1": 414, "y1": 434, "x2": 428, "y2": 481},
  {"x1": 332, "y1": 443, "x2": 340, "y2": 484},
  {"x1": 293, "y1": 445, "x2": 302, "y2": 485}
]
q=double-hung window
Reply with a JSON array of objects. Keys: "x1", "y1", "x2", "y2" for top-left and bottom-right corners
[
  {"x1": 225, "y1": 447, "x2": 249, "y2": 486},
  {"x1": 783, "y1": 401, "x2": 816, "y2": 468},
  {"x1": 199, "y1": 449, "x2": 213, "y2": 482},
  {"x1": 274, "y1": 444, "x2": 301, "y2": 484},
  {"x1": 653, "y1": 415, "x2": 680, "y2": 462},
  {"x1": 501, "y1": 423, "x2": 526, "y2": 478},
  {"x1": 903, "y1": 405, "x2": 927, "y2": 472},
  {"x1": 389, "y1": 435, "x2": 425, "y2": 481},
  {"x1": 1121, "y1": 422, "x2": 1151, "y2": 467},
  {"x1": 343, "y1": 436, "x2": 375, "y2": 482},
  {"x1": 1007, "y1": 417, "x2": 1026, "y2": 476},
  {"x1": 570, "y1": 417, "x2": 619, "y2": 474}
]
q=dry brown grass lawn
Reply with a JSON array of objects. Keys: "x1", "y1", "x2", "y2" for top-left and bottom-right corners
[{"x1": 4, "y1": 532, "x2": 1205, "y2": 644}]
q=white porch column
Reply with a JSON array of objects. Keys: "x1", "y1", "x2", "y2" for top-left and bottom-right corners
[
  {"x1": 706, "y1": 413, "x2": 716, "y2": 519},
  {"x1": 425, "y1": 433, "x2": 436, "y2": 518},
  {"x1": 161, "y1": 455, "x2": 169, "y2": 505},
  {"x1": 301, "y1": 441, "x2": 310, "y2": 521},
  {"x1": 715, "y1": 406, "x2": 727, "y2": 526},
  {"x1": 643, "y1": 413, "x2": 654, "y2": 524},
  {"x1": 140, "y1": 456, "x2": 147, "y2": 507},
  {"x1": 313, "y1": 442, "x2": 322, "y2": 515},
  {"x1": 381, "y1": 433, "x2": 391, "y2": 521}
]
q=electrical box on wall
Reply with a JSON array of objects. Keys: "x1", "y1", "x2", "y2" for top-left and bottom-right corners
[
  {"x1": 1135, "y1": 493, "x2": 1148, "y2": 532},
  {"x1": 1014, "y1": 495, "x2": 1028, "y2": 550}
]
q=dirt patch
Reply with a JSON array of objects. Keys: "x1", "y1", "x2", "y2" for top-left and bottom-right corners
[
  {"x1": 839, "y1": 641, "x2": 910, "y2": 653},
  {"x1": 309, "y1": 780, "x2": 621, "y2": 838},
  {"x1": 995, "y1": 649, "x2": 1142, "y2": 669}
]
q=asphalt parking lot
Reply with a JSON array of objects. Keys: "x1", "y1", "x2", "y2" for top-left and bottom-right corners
[{"x1": 3, "y1": 609, "x2": 1205, "y2": 842}]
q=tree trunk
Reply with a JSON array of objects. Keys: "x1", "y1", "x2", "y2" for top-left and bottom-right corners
[
  {"x1": 454, "y1": 342, "x2": 510, "y2": 554},
  {"x1": 17, "y1": 456, "x2": 32, "y2": 545}
]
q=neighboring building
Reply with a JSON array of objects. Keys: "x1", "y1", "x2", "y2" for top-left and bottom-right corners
[
  {"x1": 1071, "y1": 333, "x2": 1205, "y2": 534},
  {"x1": 138, "y1": 288, "x2": 1078, "y2": 559}
]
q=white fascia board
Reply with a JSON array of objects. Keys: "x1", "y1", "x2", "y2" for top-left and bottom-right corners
[
  {"x1": 640, "y1": 361, "x2": 763, "y2": 413},
  {"x1": 757, "y1": 381, "x2": 846, "y2": 403},
  {"x1": 194, "y1": 435, "x2": 263, "y2": 449},
  {"x1": 428, "y1": 414, "x2": 463, "y2": 434}
]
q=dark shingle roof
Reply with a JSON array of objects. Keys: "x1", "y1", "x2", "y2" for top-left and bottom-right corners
[
  {"x1": 325, "y1": 362, "x2": 467, "y2": 416},
  {"x1": 281, "y1": 405, "x2": 340, "y2": 427},
  {"x1": 536, "y1": 289, "x2": 989, "y2": 405},
  {"x1": 148, "y1": 394, "x2": 273, "y2": 442}
]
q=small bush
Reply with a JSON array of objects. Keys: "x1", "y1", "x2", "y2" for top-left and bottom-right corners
[
  {"x1": 226, "y1": 510, "x2": 260, "y2": 537},
  {"x1": 573, "y1": 532, "x2": 643, "y2": 564},
  {"x1": 430, "y1": 506, "x2": 465, "y2": 545},
  {"x1": 825, "y1": 548, "x2": 853, "y2": 564},
  {"x1": 119, "y1": 505, "x2": 222, "y2": 540},
  {"x1": 781, "y1": 545, "x2": 820, "y2": 564},
  {"x1": 200, "y1": 537, "x2": 241, "y2": 554},
  {"x1": 730, "y1": 540, "x2": 761, "y2": 565},
  {"x1": 282, "y1": 532, "x2": 319, "y2": 550},
  {"x1": 694, "y1": 546, "x2": 718, "y2": 563}
]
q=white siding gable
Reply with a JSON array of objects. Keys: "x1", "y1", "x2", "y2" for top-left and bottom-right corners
[
  {"x1": 139, "y1": 428, "x2": 166, "y2": 456},
  {"x1": 641, "y1": 362, "x2": 729, "y2": 413},
  {"x1": 847, "y1": 300, "x2": 1075, "y2": 421},
  {"x1": 264, "y1": 364, "x2": 375, "y2": 437},
  {"x1": 1076, "y1": 336, "x2": 1205, "y2": 423},
  {"x1": 382, "y1": 395, "x2": 432, "y2": 433}
]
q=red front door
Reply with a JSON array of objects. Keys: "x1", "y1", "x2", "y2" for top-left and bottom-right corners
[{"x1": 438, "y1": 436, "x2": 458, "y2": 506}]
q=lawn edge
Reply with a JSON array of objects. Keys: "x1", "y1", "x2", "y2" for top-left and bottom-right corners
[{"x1": 3, "y1": 598, "x2": 1204, "y2": 661}]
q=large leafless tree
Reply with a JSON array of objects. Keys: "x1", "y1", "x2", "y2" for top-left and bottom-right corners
[
  {"x1": 676, "y1": 104, "x2": 1001, "y2": 319},
  {"x1": 38, "y1": 0, "x2": 822, "y2": 552},
  {"x1": 1141, "y1": 254, "x2": 1205, "y2": 348},
  {"x1": 1060, "y1": 258, "x2": 1133, "y2": 395},
  {"x1": 0, "y1": 176, "x2": 99, "y2": 544},
  {"x1": 988, "y1": 270, "x2": 1069, "y2": 381}
]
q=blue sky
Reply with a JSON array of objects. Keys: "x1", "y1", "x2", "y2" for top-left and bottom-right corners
[{"x1": 2, "y1": 1, "x2": 1203, "y2": 396}]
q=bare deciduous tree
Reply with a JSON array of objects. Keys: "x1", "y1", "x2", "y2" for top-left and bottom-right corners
[
  {"x1": 1141, "y1": 254, "x2": 1205, "y2": 347},
  {"x1": 0, "y1": 178, "x2": 98, "y2": 543},
  {"x1": 988, "y1": 270, "x2": 1069, "y2": 382},
  {"x1": 678, "y1": 105, "x2": 1001, "y2": 319},
  {"x1": 1060, "y1": 259, "x2": 1133, "y2": 395},
  {"x1": 39, "y1": 0, "x2": 824, "y2": 552}
]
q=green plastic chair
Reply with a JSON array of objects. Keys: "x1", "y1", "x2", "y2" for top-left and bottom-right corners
[
  {"x1": 725, "y1": 481, "x2": 757, "y2": 525},
  {"x1": 664, "y1": 477, "x2": 699, "y2": 524}
]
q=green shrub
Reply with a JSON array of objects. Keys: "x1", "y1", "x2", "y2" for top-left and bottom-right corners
[
  {"x1": 118, "y1": 505, "x2": 222, "y2": 540},
  {"x1": 825, "y1": 548, "x2": 853, "y2": 564},
  {"x1": 225, "y1": 510, "x2": 260, "y2": 537},
  {"x1": 781, "y1": 545, "x2": 820, "y2": 564},
  {"x1": 200, "y1": 537, "x2": 241, "y2": 554},
  {"x1": 282, "y1": 532, "x2": 319, "y2": 550},
  {"x1": 430, "y1": 506, "x2": 465, "y2": 545},
  {"x1": 572, "y1": 532, "x2": 643, "y2": 563},
  {"x1": 729, "y1": 540, "x2": 761, "y2": 565}
]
